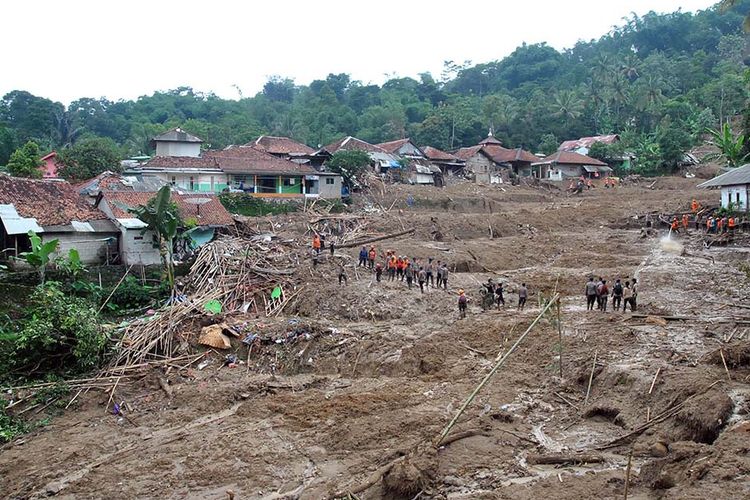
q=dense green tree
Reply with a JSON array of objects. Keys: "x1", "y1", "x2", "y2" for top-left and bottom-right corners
[
  {"x1": 56, "y1": 136, "x2": 122, "y2": 181},
  {"x1": 6, "y1": 141, "x2": 43, "y2": 178},
  {"x1": 327, "y1": 150, "x2": 371, "y2": 187}
]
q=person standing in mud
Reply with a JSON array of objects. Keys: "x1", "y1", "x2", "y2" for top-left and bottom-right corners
[
  {"x1": 458, "y1": 289, "x2": 468, "y2": 319},
  {"x1": 585, "y1": 277, "x2": 598, "y2": 311},
  {"x1": 405, "y1": 263, "x2": 415, "y2": 289},
  {"x1": 367, "y1": 246, "x2": 377, "y2": 269},
  {"x1": 375, "y1": 262, "x2": 383, "y2": 282},
  {"x1": 611, "y1": 279, "x2": 623, "y2": 311},
  {"x1": 595, "y1": 276, "x2": 605, "y2": 310},
  {"x1": 312, "y1": 234, "x2": 321, "y2": 254},
  {"x1": 436, "y1": 260, "x2": 443, "y2": 288},
  {"x1": 338, "y1": 264, "x2": 348, "y2": 286},
  {"x1": 358, "y1": 246, "x2": 368, "y2": 267},
  {"x1": 631, "y1": 278, "x2": 638, "y2": 311},
  {"x1": 425, "y1": 258, "x2": 434, "y2": 288},
  {"x1": 396, "y1": 255, "x2": 404, "y2": 280},
  {"x1": 482, "y1": 278, "x2": 495, "y2": 311},
  {"x1": 598, "y1": 279, "x2": 609, "y2": 312},
  {"x1": 518, "y1": 283, "x2": 528, "y2": 310},
  {"x1": 495, "y1": 282, "x2": 505, "y2": 309},
  {"x1": 622, "y1": 281, "x2": 634, "y2": 311},
  {"x1": 417, "y1": 266, "x2": 427, "y2": 293},
  {"x1": 441, "y1": 263, "x2": 449, "y2": 290}
]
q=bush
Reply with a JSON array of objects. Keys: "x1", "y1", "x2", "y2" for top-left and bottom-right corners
[
  {"x1": 0, "y1": 282, "x2": 107, "y2": 379},
  {"x1": 0, "y1": 400, "x2": 28, "y2": 443},
  {"x1": 219, "y1": 193, "x2": 299, "y2": 216},
  {"x1": 103, "y1": 275, "x2": 170, "y2": 313}
]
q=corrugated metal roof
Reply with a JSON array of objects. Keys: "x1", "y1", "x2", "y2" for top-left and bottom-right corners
[
  {"x1": 117, "y1": 218, "x2": 149, "y2": 229},
  {"x1": 0, "y1": 204, "x2": 44, "y2": 235},
  {"x1": 698, "y1": 163, "x2": 750, "y2": 188}
]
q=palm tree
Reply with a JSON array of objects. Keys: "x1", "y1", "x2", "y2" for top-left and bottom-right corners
[
  {"x1": 719, "y1": 0, "x2": 750, "y2": 32},
  {"x1": 552, "y1": 90, "x2": 584, "y2": 125},
  {"x1": 619, "y1": 54, "x2": 641, "y2": 81}
]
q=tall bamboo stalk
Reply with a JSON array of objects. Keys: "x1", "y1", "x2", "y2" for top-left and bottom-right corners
[{"x1": 435, "y1": 294, "x2": 560, "y2": 446}]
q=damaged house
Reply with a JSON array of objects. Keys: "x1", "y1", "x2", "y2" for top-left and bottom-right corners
[
  {"x1": 454, "y1": 133, "x2": 538, "y2": 183},
  {"x1": 0, "y1": 175, "x2": 119, "y2": 265},
  {"x1": 533, "y1": 151, "x2": 611, "y2": 180},
  {"x1": 376, "y1": 138, "x2": 443, "y2": 186}
]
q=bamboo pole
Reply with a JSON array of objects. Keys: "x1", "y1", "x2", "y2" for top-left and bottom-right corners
[
  {"x1": 585, "y1": 351, "x2": 598, "y2": 405},
  {"x1": 556, "y1": 299, "x2": 563, "y2": 379},
  {"x1": 720, "y1": 349, "x2": 732, "y2": 381},
  {"x1": 98, "y1": 265, "x2": 134, "y2": 314},
  {"x1": 648, "y1": 367, "x2": 661, "y2": 394},
  {"x1": 623, "y1": 446, "x2": 634, "y2": 500},
  {"x1": 435, "y1": 294, "x2": 559, "y2": 447}
]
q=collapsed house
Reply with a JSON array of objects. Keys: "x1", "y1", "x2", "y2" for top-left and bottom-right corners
[
  {"x1": 0, "y1": 175, "x2": 118, "y2": 264},
  {"x1": 376, "y1": 138, "x2": 443, "y2": 186},
  {"x1": 422, "y1": 146, "x2": 465, "y2": 177},
  {"x1": 96, "y1": 190, "x2": 234, "y2": 266},
  {"x1": 453, "y1": 133, "x2": 538, "y2": 183}
]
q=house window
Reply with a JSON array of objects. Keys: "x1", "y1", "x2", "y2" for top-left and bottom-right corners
[
  {"x1": 283, "y1": 177, "x2": 296, "y2": 186},
  {"x1": 189, "y1": 176, "x2": 195, "y2": 190},
  {"x1": 326, "y1": 177, "x2": 335, "y2": 185},
  {"x1": 170, "y1": 176, "x2": 176, "y2": 186}
]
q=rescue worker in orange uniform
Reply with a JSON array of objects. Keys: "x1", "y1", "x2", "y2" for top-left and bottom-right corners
[
  {"x1": 728, "y1": 216, "x2": 736, "y2": 234},
  {"x1": 312, "y1": 234, "x2": 321, "y2": 254},
  {"x1": 691, "y1": 199, "x2": 699, "y2": 213},
  {"x1": 671, "y1": 217, "x2": 680, "y2": 234},
  {"x1": 682, "y1": 213, "x2": 689, "y2": 230}
]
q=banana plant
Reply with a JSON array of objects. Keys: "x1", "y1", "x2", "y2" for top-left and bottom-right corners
[
  {"x1": 128, "y1": 186, "x2": 179, "y2": 288},
  {"x1": 19, "y1": 231, "x2": 59, "y2": 283},
  {"x1": 705, "y1": 122, "x2": 749, "y2": 168}
]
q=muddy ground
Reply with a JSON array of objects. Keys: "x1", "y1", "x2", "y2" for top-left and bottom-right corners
[{"x1": 2, "y1": 177, "x2": 750, "y2": 499}]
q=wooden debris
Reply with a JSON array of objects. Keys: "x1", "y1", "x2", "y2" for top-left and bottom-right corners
[{"x1": 585, "y1": 351, "x2": 598, "y2": 405}]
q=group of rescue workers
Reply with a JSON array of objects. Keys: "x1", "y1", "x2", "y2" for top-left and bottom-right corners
[
  {"x1": 584, "y1": 276, "x2": 638, "y2": 312},
  {"x1": 669, "y1": 199, "x2": 745, "y2": 235}
]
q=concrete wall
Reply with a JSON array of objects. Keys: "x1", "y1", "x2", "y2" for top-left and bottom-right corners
[
  {"x1": 548, "y1": 164, "x2": 582, "y2": 181},
  {"x1": 318, "y1": 175, "x2": 342, "y2": 199},
  {"x1": 466, "y1": 154, "x2": 495, "y2": 184},
  {"x1": 47, "y1": 232, "x2": 118, "y2": 265},
  {"x1": 155, "y1": 141, "x2": 201, "y2": 157},
  {"x1": 120, "y1": 228, "x2": 161, "y2": 266},
  {"x1": 721, "y1": 185, "x2": 749, "y2": 211}
]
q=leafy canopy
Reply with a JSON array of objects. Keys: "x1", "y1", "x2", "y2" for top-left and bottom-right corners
[
  {"x1": 56, "y1": 136, "x2": 122, "y2": 181},
  {"x1": 6, "y1": 141, "x2": 43, "y2": 178},
  {"x1": 327, "y1": 150, "x2": 371, "y2": 187}
]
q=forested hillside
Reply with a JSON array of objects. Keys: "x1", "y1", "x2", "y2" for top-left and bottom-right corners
[{"x1": 1, "y1": 0, "x2": 748, "y2": 174}]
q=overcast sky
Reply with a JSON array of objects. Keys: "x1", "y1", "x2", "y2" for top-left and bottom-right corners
[{"x1": 2, "y1": 0, "x2": 716, "y2": 105}]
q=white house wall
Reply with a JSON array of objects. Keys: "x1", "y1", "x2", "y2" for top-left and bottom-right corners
[
  {"x1": 318, "y1": 176, "x2": 342, "y2": 199},
  {"x1": 120, "y1": 228, "x2": 162, "y2": 265},
  {"x1": 721, "y1": 185, "x2": 749, "y2": 211},
  {"x1": 46, "y1": 233, "x2": 118, "y2": 265},
  {"x1": 155, "y1": 142, "x2": 201, "y2": 157}
]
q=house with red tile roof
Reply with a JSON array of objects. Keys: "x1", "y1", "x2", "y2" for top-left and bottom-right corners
[
  {"x1": 137, "y1": 130, "x2": 342, "y2": 199},
  {"x1": 248, "y1": 135, "x2": 316, "y2": 159},
  {"x1": 0, "y1": 175, "x2": 118, "y2": 265},
  {"x1": 375, "y1": 138, "x2": 443, "y2": 185},
  {"x1": 532, "y1": 150, "x2": 611, "y2": 180},
  {"x1": 451, "y1": 133, "x2": 539, "y2": 183},
  {"x1": 422, "y1": 146, "x2": 465, "y2": 176}
]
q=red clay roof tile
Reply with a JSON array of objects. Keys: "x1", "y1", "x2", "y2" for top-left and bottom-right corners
[{"x1": 0, "y1": 175, "x2": 108, "y2": 226}]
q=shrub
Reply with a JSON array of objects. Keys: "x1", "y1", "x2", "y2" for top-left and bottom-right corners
[
  {"x1": 219, "y1": 193, "x2": 299, "y2": 216},
  {"x1": 0, "y1": 282, "x2": 106, "y2": 379}
]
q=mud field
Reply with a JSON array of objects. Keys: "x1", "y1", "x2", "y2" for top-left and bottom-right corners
[{"x1": 2, "y1": 178, "x2": 750, "y2": 499}]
